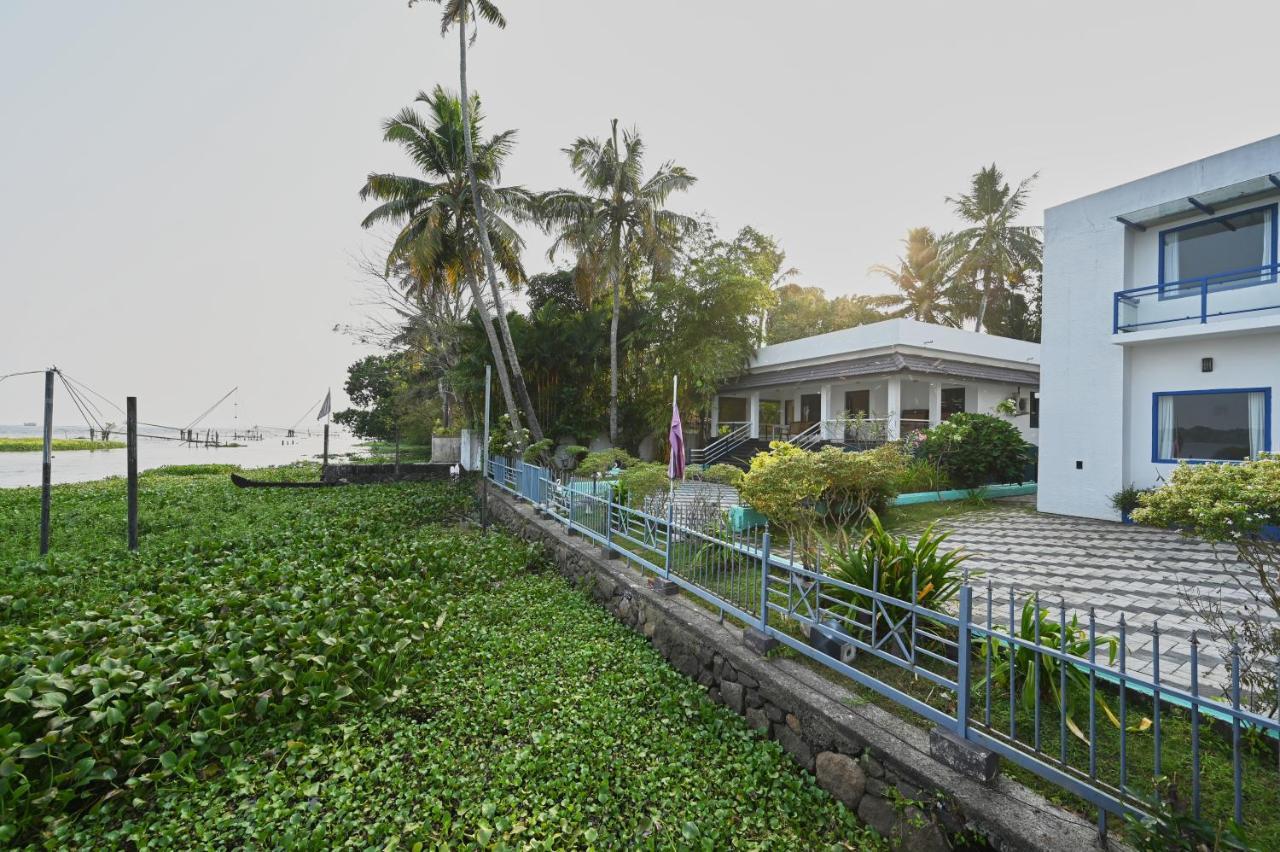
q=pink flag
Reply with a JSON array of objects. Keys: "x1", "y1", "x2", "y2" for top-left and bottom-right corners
[{"x1": 668, "y1": 398, "x2": 685, "y2": 480}]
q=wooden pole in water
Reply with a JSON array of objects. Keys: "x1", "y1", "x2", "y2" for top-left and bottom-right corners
[
  {"x1": 127, "y1": 397, "x2": 138, "y2": 551},
  {"x1": 322, "y1": 423, "x2": 330, "y2": 478},
  {"x1": 39, "y1": 369, "x2": 54, "y2": 556},
  {"x1": 481, "y1": 364, "x2": 491, "y2": 532},
  {"x1": 394, "y1": 422, "x2": 401, "y2": 477}
]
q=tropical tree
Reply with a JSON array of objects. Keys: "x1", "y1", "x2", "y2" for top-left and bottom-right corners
[
  {"x1": 945, "y1": 164, "x2": 1042, "y2": 334},
  {"x1": 359, "y1": 86, "x2": 529, "y2": 436},
  {"x1": 540, "y1": 120, "x2": 698, "y2": 444},
  {"x1": 765, "y1": 284, "x2": 895, "y2": 344},
  {"x1": 870, "y1": 226, "x2": 958, "y2": 326},
  {"x1": 410, "y1": 0, "x2": 544, "y2": 442}
]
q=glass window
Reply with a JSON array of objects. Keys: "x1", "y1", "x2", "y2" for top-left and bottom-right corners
[
  {"x1": 1154, "y1": 389, "x2": 1270, "y2": 462},
  {"x1": 799, "y1": 393, "x2": 821, "y2": 423},
  {"x1": 1161, "y1": 206, "x2": 1274, "y2": 298},
  {"x1": 718, "y1": 396, "x2": 747, "y2": 422},
  {"x1": 941, "y1": 387, "x2": 966, "y2": 420},
  {"x1": 843, "y1": 389, "x2": 870, "y2": 417}
]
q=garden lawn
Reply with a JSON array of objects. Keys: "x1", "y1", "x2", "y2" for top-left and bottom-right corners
[{"x1": 0, "y1": 469, "x2": 881, "y2": 849}]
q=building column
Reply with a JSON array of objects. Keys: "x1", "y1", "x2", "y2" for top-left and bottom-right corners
[
  {"x1": 710, "y1": 396, "x2": 719, "y2": 435},
  {"x1": 886, "y1": 377, "x2": 902, "y2": 441},
  {"x1": 928, "y1": 382, "x2": 942, "y2": 428},
  {"x1": 820, "y1": 384, "x2": 834, "y2": 440},
  {"x1": 748, "y1": 391, "x2": 761, "y2": 439}
]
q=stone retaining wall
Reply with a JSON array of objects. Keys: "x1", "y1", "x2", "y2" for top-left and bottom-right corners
[{"x1": 486, "y1": 490, "x2": 1107, "y2": 851}]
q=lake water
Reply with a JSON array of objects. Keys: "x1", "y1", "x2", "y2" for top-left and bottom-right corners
[{"x1": 0, "y1": 424, "x2": 362, "y2": 488}]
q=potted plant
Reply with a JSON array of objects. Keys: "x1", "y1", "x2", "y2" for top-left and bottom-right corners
[{"x1": 1108, "y1": 484, "x2": 1148, "y2": 524}]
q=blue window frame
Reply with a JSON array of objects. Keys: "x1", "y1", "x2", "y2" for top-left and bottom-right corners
[
  {"x1": 1157, "y1": 203, "x2": 1278, "y2": 300},
  {"x1": 1151, "y1": 387, "x2": 1271, "y2": 464}
]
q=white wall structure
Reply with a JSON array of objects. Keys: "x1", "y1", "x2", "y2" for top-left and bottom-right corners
[
  {"x1": 715, "y1": 318, "x2": 1041, "y2": 445},
  {"x1": 1039, "y1": 134, "x2": 1280, "y2": 520}
]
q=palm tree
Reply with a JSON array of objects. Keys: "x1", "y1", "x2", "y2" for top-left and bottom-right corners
[
  {"x1": 945, "y1": 165, "x2": 1042, "y2": 334},
  {"x1": 540, "y1": 120, "x2": 697, "y2": 444},
  {"x1": 869, "y1": 227, "x2": 958, "y2": 326},
  {"x1": 410, "y1": 0, "x2": 543, "y2": 442},
  {"x1": 359, "y1": 86, "x2": 529, "y2": 437}
]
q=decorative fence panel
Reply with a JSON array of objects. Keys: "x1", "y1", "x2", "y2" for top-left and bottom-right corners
[{"x1": 487, "y1": 457, "x2": 1280, "y2": 842}]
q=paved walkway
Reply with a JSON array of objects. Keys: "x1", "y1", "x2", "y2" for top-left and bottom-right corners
[{"x1": 931, "y1": 503, "x2": 1274, "y2": 695}]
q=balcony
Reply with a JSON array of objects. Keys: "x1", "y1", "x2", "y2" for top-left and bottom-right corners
[{"x1": 1113, "y1": 263, "x2": 1280, "y2": 334}]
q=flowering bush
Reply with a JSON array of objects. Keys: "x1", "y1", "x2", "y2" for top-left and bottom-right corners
[
  {"x1": 920, "y1": 413, "x2": 1030, "y2": 489},
  {"x1": 1132, "y1": 455, "x2": 1280, "y2": 713},
  {"x1": 487, "y1": 414, "x2": 529, "y2": 458}
]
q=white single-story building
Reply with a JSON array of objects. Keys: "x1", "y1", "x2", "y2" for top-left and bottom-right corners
[
  {"x1": 1039, "y1": 134, "x2": 1280, "y2": 520},
  {"x1": 700, "y1": 318, "x2": 1039, "y2": 464}
]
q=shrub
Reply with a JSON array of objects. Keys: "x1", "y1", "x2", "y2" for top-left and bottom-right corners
[
  {"x1": 824, "y1": 510, "x2": 969, "y2": 621},
  {"x1": 1108, "y1": 484, "x2": 1151, "y2": 516},
  {"x1": 487, "y1": 414, "x2": 529, "y2": 458},
  {"x1": 522, "y1": 441, "x2": 588, "y2": 480},
  {"x1": 615, "y1": 463, "x2": 670, "y2": 509},
  {"x1": 895, "y1": 458, "x2": 950, "y2": 494},
  {"x1": 921, "y1": 412, "x2": 1031, "y2": 489},
  {"x1": 577, "y1": 448, "x2": 639, "y2": 478},
  {"x1": 738, "y1": 442, "x2": 907, "y2": 557},
  {"x1": 1132, "y1": 456, "x2": 1280, "y2": 713},
  {"x1": 695, "y1": 464, "x2": 744, "y2": 488}
]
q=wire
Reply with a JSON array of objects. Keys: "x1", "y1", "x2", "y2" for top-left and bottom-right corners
[
  {"x1": 0, "y1": 369, "x2": 50, "y2": 384},
  {"x1": 185, "y1": 386, "x2": 238, "y2": 431}
]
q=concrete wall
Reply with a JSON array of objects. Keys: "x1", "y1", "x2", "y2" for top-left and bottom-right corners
[
  {"x1": 431, "y1": 435, "x2": 461, "y2": 464},
  {"x1": 1040, "y1": 133, "x2": 1280, "y2": 520}
]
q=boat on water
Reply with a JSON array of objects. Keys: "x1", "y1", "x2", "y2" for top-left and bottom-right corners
[{"x1": 22, "y1": 422, "x2": 36, "y2": 427}]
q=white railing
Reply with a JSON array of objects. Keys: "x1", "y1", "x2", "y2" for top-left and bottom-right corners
[{"x1": 690, "y1": 422, "x2": 751, "y2": 465}]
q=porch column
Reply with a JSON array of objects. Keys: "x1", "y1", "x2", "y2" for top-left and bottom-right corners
[
  {"x1": 886, "y1": 377, "x2": 902, "y2": 441},
  {"x1": 748, "y1": 391, "x2": 761, "y2": 439},
  {"x1": 928, "y1": 382, "x2": 942, "y2": 428},
  {"x1": 710, "y1": 396, "x2": 719, "y2": 435},
  {"x1": 820, "y1": 384, "x2": 834, "y2": 440}
]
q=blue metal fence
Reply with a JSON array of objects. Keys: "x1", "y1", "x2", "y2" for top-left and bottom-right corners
[{"x1": 487, "y1": 457, "x2": 1280, "y2": 840}]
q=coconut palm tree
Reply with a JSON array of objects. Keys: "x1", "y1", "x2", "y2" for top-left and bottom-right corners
[
  {"x1": 945, "y1": 165, "x2": 1042, "y2": 333},
  {"x1": 410, "y1": 0, "x2": 543, "y2": 442},
  {"x1": 869, "y1": 227, "x2": 958, "y2": 326},
  {"x1": 539, "y1": 121, "x2": 697, "y2": 444},
  {"x1": 359, "y1": 86, "x2": 530, "y2": 436}
]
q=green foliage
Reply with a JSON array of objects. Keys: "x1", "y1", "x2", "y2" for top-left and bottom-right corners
[
  {"x1": 0, "y1": 438, "x2": 125, "y2": 453},
  {"x1": 332, "y1": 353, "x2": 437, "y2": 444},
  {"x1": 522, "y1": 440, "x2": 587, "y2": 478},
  {"x1": 921, "y1": 412, "x2": 1031, "y2": 489},
  {"x1": 766, "y1": 283, "x2": 897, "y2": 345},
  {"x1": 140, "y1": 464, "x2": 241, "y2": 478},
  {"x1": 975, "y1": 599, "x2": 1149, "y2": 744},
  {"x1": 1109, "y1": 484, "x2": 1152, "y2": 515},
  {"x1": 615, "y1": 463, "x2": 669, "y2": 508},
  {"x1": 486, "y1": 413, "x2": 529, "y2": 458},
  {"x1": 824, "y1": 511, "x2": 969, "y2": 618},
  {"x1": 895, "y1": 458, "x2": 951, "y2": 494},
  {"x1": 576, "y1": 448, "x2": 639, "y2": 478},
  {"x1": 693, "y1": 464, "x2": 744, "y2": 488},
  {"x1": 1124, "y1": 778, "x2": 1253, "y2": 851}
]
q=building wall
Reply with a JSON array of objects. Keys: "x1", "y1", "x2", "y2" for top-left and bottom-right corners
[
  {"x1": 1123, "y1": 333, "x2": 1280, "y2": 490},
  {"x1": 1039, "y1": 133, "x2": 1280, "y2": 520}
]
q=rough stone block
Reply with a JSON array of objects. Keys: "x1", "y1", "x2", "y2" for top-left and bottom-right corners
[
  {"x1": 893, "y1": 806, "x2": 950, "y2": 852},
  {"x1": 857, "y1": 794, "x2": 897, "y2": 838},
  {"x1": 815, "y1": 752, "x2": 866, "y2": 810},
  {"x1": 742, "y1": 627, "x2": 778, "y2": 656},
  {"x1": 929, "y1": 727, "x2": 999, "y2": 785},
  {"x1": 785, "y1": 713, "x2": 801, "y2": 734},
  {"x1": 745, "y1": 706, "x2": 769, "y2": 733},
  {"x1": 774, "y1": 724, "x2": 813, "y2": 771},
  {"x1": 721, "y1": 680, "x2": 745, "y2": 714}
]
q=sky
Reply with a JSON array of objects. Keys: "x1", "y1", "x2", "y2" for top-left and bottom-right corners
[{"x1": 2, "y1": 0, "x2": 1279, "y2": 427}]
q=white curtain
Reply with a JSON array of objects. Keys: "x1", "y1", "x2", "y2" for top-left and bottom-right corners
[
  {"x1": 1248, "y1": 391, "x2": 1267, "y2": 458},
  {"x1": 1263, "y1": 211, "x2": 1274, "y2": 278},
  {"x1": 1157, "y1": 395, "x2": 1176, "y2": 460},
  {"x1": 1164, "y1": 234, "x2": 1180, "y2": 291}
]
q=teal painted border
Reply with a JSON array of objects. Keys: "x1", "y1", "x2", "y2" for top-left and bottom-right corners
[{"x1": 891, "y1": 483, "x2": 1037, "y2": 505}]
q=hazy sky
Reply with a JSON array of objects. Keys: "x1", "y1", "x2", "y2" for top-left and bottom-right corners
[{"x1": 3, "y1": 1, "x2": 1278, "y2": 426}]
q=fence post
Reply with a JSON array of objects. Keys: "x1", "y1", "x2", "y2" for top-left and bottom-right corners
[
  {"x1": 39, "y1": 369, "x2": 54, "y2": 556},
  {"x1": 759, "y1": 523, "x2": 771, "y2": 632},
  {"x1": 127, "y1": 396, "x2": 138, "y2": 551},
  {"x1": 603, "y1": 486, "x2": 615, "y2": 558},
  {"x1": 955, "y1": 583, "x2": 972, "y2": 739},
  {"x1": 566, "y1": 481, "x2": 574, "y2": 534},
  {"x1": 663, "y1": 497, "x2": 674, "y2": 580}
]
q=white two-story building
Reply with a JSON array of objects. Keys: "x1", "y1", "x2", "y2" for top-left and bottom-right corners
[{"x1": 1039, "y1": 135, "x2": 1280, "y2": 520}]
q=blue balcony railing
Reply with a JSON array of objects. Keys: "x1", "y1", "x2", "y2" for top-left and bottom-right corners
[{"x1": 1113, "y1": 263, "x2": 1280, "y2": 333}]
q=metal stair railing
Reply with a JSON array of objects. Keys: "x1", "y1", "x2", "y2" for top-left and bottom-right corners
[{"x1": 690, "y1": 422, "x2": 751, "y2": 465}]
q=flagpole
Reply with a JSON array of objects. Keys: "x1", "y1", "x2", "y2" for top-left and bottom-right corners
[{"x1": 669, "y1": 373, "x2": 679, "y2": 501}]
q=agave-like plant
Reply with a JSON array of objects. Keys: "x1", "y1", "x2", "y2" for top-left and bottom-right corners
[{"x1": 976, "y1": 599, "x2": 1152, "y2": 743}]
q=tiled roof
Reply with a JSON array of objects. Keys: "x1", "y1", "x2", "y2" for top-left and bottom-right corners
[{"x1": 718, "y1": 352, "x2": 1039, "y2": 393}]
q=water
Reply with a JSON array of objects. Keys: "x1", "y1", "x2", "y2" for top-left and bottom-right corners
[{"x1": 0, "y1": 425, "x2": 362, "y2": 488}]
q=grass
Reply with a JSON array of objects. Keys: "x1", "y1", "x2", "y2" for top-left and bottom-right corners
[
  {"x1": 0, "y1": 438, "x2": 125, "y2": 453},
  {"x1": 350, "y1": 440, "x2": 432, "y2": 464},
  {"x1": 0, "y1": 470, "x2": 884, "y2": 848}
]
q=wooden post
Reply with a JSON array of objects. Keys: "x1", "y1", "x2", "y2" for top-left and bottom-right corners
[
  {"x1": 39, "y1": 369, "x2": 54, "y2": 556},
  {"x1": 481, "y1": 364, "x2": 491, "y2": 532},
  {"x1": 127, "y1": 397, "x2": 138, "y2": 551},
  {"x1": 322, "y1": 423, "x2": 330, "y2": 478},
  {"x1": 394, "y1": 423, "x2": 401, "y2": 477}
]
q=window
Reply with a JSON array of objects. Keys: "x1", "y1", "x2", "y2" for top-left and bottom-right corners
[
  {"x1": 1159, "y1": 205, "x2": 1276, "y2": 299},
  {"x1": 941, "y1": 387, "x2": 966, "y2": 420},
  {"x1": 718, "y1": 396, "x2": 747, "y2": 423},
  {"x1": 843, "y1": 389, "x2": 870, "y2": 417},
  {"x1": 1152, "y1": 388, "x2": 1270, "y2": 463},
  {"x1": 799, "y1": 393, "x2": 821, "y2": 423},
  {"x1": 1029, "y1": 393, "x2": 1040, "y2": 430}
]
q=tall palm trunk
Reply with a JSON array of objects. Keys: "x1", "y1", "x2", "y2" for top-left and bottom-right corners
[
  {"x1": 609, "y1": 262, "x2": 621, "y2": 445},
  {"x1": 466, "y1": 271, "x2": 522, "y2": 437},
  {"x1": 973, "y1": 268, "x2": 991, "y2": 333},
  {"x1": 457, "y1": 12, "x2": 543, "y2": 443}
]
